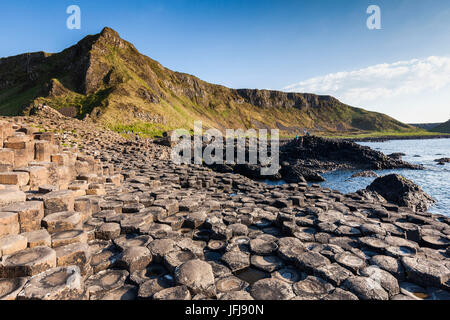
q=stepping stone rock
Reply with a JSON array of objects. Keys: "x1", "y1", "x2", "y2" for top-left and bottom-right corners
[
  {"x1": 342, "y1": 276, "x2": 389, "y2": 300},
  {"x1": 55, "y1": 242, "x2": 91, "y2": 270},
  {"x1": 51, "y1": 230, "x2": 88, "y2": 248},
  {"x1": 293, "y1": 275, "x2": 334, "y2": 299},
  {"x1": 0, "y1": 190, "x2": 26, "y2": 207},
  {"x1": 334, "y1": 252, "x2": 366, "y2": 273},
  {"x1": 21, "y1": 229, "x2": 51, "y2": 248},
  {"x1": 221, "y1": 251, "x2": 250, "y2": 272},
  {"x1": 1, "y1": 201, "x2": 44, "y2": 233},
  {"x1": 271, "y1": 266, "x2": 304, "y2": 284},
  {"x1": 85, "y1": 269, "x2": 129, "y2": 300},
  {"x1": 147, "y1": 238, "x2": 176, "y2": 263},
  {"x1": 249, "y1": 238, "x2": 278, "y2": 255},
  {"x1": 90, "y1": 247, "x2": 120, "y2": 274},
  {"x1": 164, "y1": 250, "x2": 198, "y2": 273},
  {"x1": 17, "y1": 266, "x2": 84, "y2": 300},
  {"x1": 0, "y1": 234, "x2": 27, "y2": 255},
  {"x1": 117, "y1": 246, "x2": 152, "y2": 273},
  {"x1": 401, "y1": 256, "x2": 450, "y2": 288},
  {"x1": 42, "y1": 190, "x2": 75, "y2": 215},
  {"x1": 175, "y1": 259, "x2": 216, "y2": 297},
  {"x1": 215, "y1": 275, "x2": 249, "y2": 293},
  {"x1": 370, "y1": 255, "x2": 405, "y2": 279},
  {"x1": 219, "y1": 290, "x2": 254, "y2": 300},
  {"x1": 323, "y1": 288, "x2": 359, "y2": 300},
  {"x1": 250, "y1": 278, "x2": 295, "y2": 300},
  {"x1": 130, "y1": 264, "x2": 169, "y2": 285},
  {"x1": 360, "y1": 266, "x2": 400, "y2": 297},
  {"x1": 277, "y1": 237, "x2": 305, "y2": 262},
  {"x1": 251, "y1": 255, "x2": 284, "y2": 272},
  {"x1": 42, "y1": 211, "x2": 82, "y2": 233},
  {"x1": 0, "y1": 212, "x2": 19, "y2": 236},
  {"x1": 98, "y1": 285, "x2": 138, "y2": 300},
  {"x1": 0, "y1": 277, "x2": 28, "y2": 300},
  {"x1": 113, "y1": 235, "x2": 152, "y2": 251},
  {"x1": 0, "y1": 246, "x2": 56, "y2": 278},
  {"x1": 295, "y1": 251, "x2": 330, "y2": 273},
  {"x1": 153, "y1": 285, "x2": 191, "y2": 300},
  {"x1": 314, "y1": 263, "x2": 354, "y2": 287},
  {"x1": 138, "y1": 276, "x2": 174, "y2": 299},
  {"x1": 95, "y1": 223, "x2": 121, "y2": 240}
]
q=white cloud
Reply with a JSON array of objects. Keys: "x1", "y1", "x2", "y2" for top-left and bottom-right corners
[{"x1": 283, "y1": 56, "x2": 450, "y2": 122}]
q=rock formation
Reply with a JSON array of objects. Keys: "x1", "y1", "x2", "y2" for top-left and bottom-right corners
[{"x1": 0, "y1": 111, "x2": 449, "y2": 301}]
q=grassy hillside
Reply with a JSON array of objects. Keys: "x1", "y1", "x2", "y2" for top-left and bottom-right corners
[
  {"x1": 431, "y1": 120, "x2": 450, "y2": 133},
  {"x1": 0, "y1": 27, "x2": 418, "y2": 137}
]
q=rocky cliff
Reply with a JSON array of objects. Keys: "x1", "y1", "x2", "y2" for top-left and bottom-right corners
[{"x1": 0, "y1": 27, "x2": 415, "y2": 136}]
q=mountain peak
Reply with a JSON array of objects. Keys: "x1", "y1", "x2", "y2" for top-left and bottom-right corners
[
  {"x1": 100, "y1": 27, "x2": 121, "y2": 38},
  {"x1": 0, "y1": 28, "x2": 415, "y2": 136}
]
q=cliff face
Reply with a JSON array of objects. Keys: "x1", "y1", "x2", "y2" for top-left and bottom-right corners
[{"x1": 0, "y1": 27, "x2": 414, "y2": 136}]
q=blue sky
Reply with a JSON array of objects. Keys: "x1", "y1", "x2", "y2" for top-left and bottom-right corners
[{"x1": 1, "y1": 0, "x2": 450, "y2": 123}]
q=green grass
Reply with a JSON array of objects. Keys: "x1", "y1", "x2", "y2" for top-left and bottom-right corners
[
  {"x1": 319, "y1": 130, "x2": 450, "y2": 139},
  {"x1": 109, "y1": 121, "x2": 174, "y2": 138}
]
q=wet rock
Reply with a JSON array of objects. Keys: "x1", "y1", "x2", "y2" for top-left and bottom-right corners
[
  {"x1": 250, "y1": 278, "x2": 295, "y2": 300},
  {"x1": 365, "y1": 174, "x2": 435, "y2": 212},
  {"x1": 351, "y1": 171, "x2": 378, "y2": 178},
  {"x1": 271, "y1": 266, "x2": 304, "y2": 284},
  {"x1": 175, "y1": 259, "x2": 216, "y2": 297},
  {"x1": 17, "y1": 266, "x2": 84, "y2": 300}
]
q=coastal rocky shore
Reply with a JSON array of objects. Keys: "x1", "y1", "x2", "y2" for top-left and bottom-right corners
[
  {"x1": 162, "y1": 133, "x2": 423, "y2": 183},
  {"x1": 0, "y1": 109, "x2": 449, "y2": 300}
]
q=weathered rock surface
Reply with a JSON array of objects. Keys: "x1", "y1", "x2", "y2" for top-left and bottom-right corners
[
  {"x1": 0, "y1": 116, "x2": 447, "y2": 301},
  {"x1": 365, "y1": 174, "x2": 435, "y2": 212}
]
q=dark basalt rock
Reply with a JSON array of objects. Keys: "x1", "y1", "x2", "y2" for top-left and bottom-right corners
[{"x1": 365, "y1": 174, "x2": 435, "y2": 212}]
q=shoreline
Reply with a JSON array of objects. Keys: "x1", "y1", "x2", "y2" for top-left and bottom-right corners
[{"x1": 343, "y1": 135, "x2": 450, "y2": 143}]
